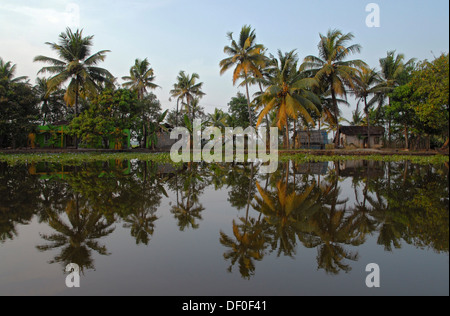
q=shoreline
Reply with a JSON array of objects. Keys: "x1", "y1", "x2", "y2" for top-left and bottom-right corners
[{"x1": 0, "y1": 148, "x2": 447, "y2": 156}]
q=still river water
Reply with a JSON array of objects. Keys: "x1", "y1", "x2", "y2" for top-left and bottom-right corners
[{"x1": 0, "y1": 159, "x2": 448, "y2": 296}]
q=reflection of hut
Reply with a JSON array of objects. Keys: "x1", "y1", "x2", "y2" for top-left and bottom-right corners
[
  {"x1": 296, "y1": 130, "x2": 329, "y2": 149},
  {"x1": 339, "y1": 160, "x2": 385, "y2": 178},
  {"x1": 335, "y1": 126, "x2": 385, "y2": 149},
  {"x1": 294, "y1": 162, "x2": 329, "y2": 175}
]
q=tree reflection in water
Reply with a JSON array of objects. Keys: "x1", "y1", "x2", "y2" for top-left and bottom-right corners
[{"x1": 0, "y1": 159, "x2": 447, "y2": 279}]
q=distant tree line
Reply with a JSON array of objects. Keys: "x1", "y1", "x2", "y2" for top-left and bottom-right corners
[{"x1": 0, "y1": 27, "x2": 448, "y2": 150}]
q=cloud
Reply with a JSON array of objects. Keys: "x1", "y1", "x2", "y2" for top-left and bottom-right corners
[{"x1": 0, "y1": 2, "x2": 80, "y2": 28}]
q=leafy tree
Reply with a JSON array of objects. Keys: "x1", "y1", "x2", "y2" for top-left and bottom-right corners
[
  {"x1": 388, "y1": 84, "x2": 417, "y2": 149},
  {"x1": 70, "y1": 89, "x2": 138, "y2": 148},
  {"x1": 0, "y1": 78, "x2": 39, "y2": 148},
  {"x1": 409, "y1": 53, "x2": 449, "y2": 148},
  {"x1": 227, "y1": 92, "x2": 256, "y2": 128}
]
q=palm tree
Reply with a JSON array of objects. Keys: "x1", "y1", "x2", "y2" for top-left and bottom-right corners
[
  {"x1": 122, "y1": 58, "x2": 159, "y2": 99},
  {"x1": 122, "y1": 58, "x2": 160, "y2": 149},
  {"x1": 302, "y1": 29, "x2": 366, "y2": 148},
  {"x1": 257, "y1": 50, "x2": 321, "y2": 149},
  {"x1": 170, "y1": 71, "x2": 205, "y2": 123},
  {"x1": 34, "y1": 28, "x2": 113, "y2": 119},
  {"x1": 208, "y1": 108, "x2": 228, "y2": 129},
  {"x1": 353, "y1": 67, "x2": 382, "y2": 148},
  {"x1": 34, "y1": 77, "x2": 68, "y2": 125},
  {"x1": 220, "y1": 25, "x2": 266, "y2": 127},
  {"x1": 0, "y1": 58, "x2": 28, "y2": 83},
  {"x1": 373, "y1": 51, "x2": 415, "y2": 145}
]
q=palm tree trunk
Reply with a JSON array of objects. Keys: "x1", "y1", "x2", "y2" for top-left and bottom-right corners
[
  {"x1": 74, "y1": 88, "x2": 79, "y2": 149},
  {"x1": 244, "y1": 74, "x2": 253, "y2": 127},
  {"x1": 404, "y1": 126, "x2": 409, "y2": 150},
  {"x1": 364, "y1": 97, "x2": 371, "y2": 149},
  {"x1": 285, "y1": 119, "x2": 290, "y2": 150},
  {"x1": 331, "y1": 89, "x2": 340, "y2": 149}
]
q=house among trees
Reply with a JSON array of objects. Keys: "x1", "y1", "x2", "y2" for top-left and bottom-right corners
[
  {"x1": 296, "y1": 130, "x2": 329, "y2": 149},
  {"x1": 335, "y1": 126, "x2": 385, "y2": 149},
  {"x1": 28, "y1": 121, "x2": 131, "y2": 150}
]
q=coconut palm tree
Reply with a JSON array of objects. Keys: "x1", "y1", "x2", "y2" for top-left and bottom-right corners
[
  {"x1": 220, "y1": 25, "x2": 266, "y2": 127},
  {"x1": 257, "y1": 50, "x2": 321, "y2": 149},
  {"x1": 302, "y1": 29, "x2": 366, "y2": 148},
  {"x1": 0, "y1": 58, "x2": 28, "y2": 83},
  {"x1": 170, "y1": 71, "x2": 205, "y2": 123},
  {"x1": 34, "y1": 28, "x2": 113, "y2": 119},
  {"x1": 122, "y1": 58, "x2": 159, "y2": 100},
  {"x1": 353, "y1": 67, "x2": 383, "y2": 148},
  {"x1": 34, "y1": 77, "x2": 67, "y2": 124},
  {"x1": 373, "y1": 51, "x2": 415, "y2": 145},
  {"x1": 122, "y1": 58, "x2": 160, "y2": 148}
]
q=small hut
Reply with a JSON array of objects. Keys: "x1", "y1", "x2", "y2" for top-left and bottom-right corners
[
  {"x1": 296, "y1": 130, "x2": 329, "y2": 149},
  {"x1": 336, "y1": 126, "x2": 385, "y2": 149}
]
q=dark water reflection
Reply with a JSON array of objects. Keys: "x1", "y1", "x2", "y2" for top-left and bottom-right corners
[{"x1": 0, "y1": 159, "x2": 448, "y2": 295}]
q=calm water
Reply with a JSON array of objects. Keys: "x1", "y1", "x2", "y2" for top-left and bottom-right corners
[{"x1": 0, "y1": 159, "x2": 448, "y2": 296}]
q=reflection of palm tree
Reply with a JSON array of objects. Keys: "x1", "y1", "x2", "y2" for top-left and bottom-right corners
[
  {"x1": 253, "y1": 180, "x2": 319, "y2": 257},
  {"x1": 367, "y1": 192, "x2": 403, "y2": 251},
  {"x1": 123, "y1": 210, "x2": 158, "y2": 245},
  {"x1": 171, "y1": 198, "x2": 205, "y2": 231},
  {"x1": 37, "y1": 198, "x2": 115, "y2": 273},
  {"x1": 305, "y1": 182, "x2": 361, "y2": 275},
  {"x1": 219, "y1": 217, "x2": 266, "y2": 280},
  {"x1": 169, "y1": 163, "x2": 206, "y2": 231}
]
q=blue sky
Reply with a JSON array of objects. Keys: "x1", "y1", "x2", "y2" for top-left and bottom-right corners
[{"x1": 0, "y1": 0, "x2": 449, "y2": 119}]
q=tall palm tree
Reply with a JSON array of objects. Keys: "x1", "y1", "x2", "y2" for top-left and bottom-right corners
[
  {"x1": 34, "y1": 77, "x2": 66, "y2": 124},
  {"x1": 257, "y1": 50, "x2": 321, "y2": 149},
  {"x1": 34, "y1": 28, "x2": 113, "y2": 119},
  {"x1": 122, "y1": 58, "x2": 159, "y2": 100},
  {"x1": 122, "y1": 58, "x2": 160, "y2": 148},
  {"x1": 353, "y1": 67, "x2": 382, "y2": 148},
  {"x1": 169, "y1": 71, "x2": 205, "y2": 123},
  {"x1": 373, "y1": 51, "x2": 415, "y2": 145},
  {"x1": 0, "y1": 58, "x2": 28, "y2": 83},
  {"x1": 302, "y1": 29, "x2": 366, "y2": 148},
  {"x1": 220, "y1": 25, "x2": 266, "y2": 127}
]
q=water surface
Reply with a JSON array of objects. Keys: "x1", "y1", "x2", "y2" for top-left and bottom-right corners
[{"x1": 0, "y1": 159, "x2": 448, "y2": 296}]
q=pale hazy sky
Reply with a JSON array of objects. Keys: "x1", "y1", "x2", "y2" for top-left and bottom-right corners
[{"x1": 0, "y1": 0, "x2": 449, "y2": 119}]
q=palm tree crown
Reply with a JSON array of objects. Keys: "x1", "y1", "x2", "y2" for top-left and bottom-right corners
[
  {"x1": 122, "y1": 58, "x2": 160, "y2": 100},
  {"x1": 0, "y1": 58, "x2": 28, "y2": 83},
  {"x1": 34, "y1": 27, "x2": 113, "y2": 116},
  {"x1": 170, "y1": 71, "x2": 205, "y2": 123},
  {"x1": 258, "y1": 50, "x2": 321, "y2": 148},
  {"x1": 302, "y1": 29, "x2": 366, "y2": 147},
  {"x1": 220, "y1": 25, "x2": 267, "y2": 127}
]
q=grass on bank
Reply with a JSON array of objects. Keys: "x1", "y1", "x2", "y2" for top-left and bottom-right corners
[{"x1": 0, "y1": 151, "x2": 448, "y2": 166}]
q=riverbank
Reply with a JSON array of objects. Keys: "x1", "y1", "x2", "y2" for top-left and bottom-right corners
[{"x1": 0, "y1": 148, "x2": 448, "y2": 166}]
